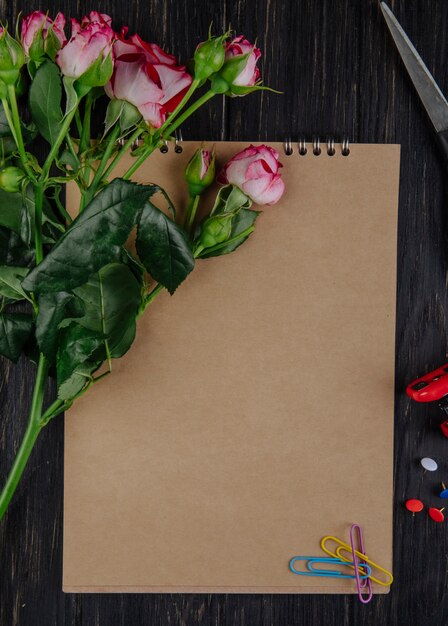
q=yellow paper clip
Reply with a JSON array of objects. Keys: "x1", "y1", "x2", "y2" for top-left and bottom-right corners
[{"x1": 320, "y1": 536, "x2": 394, "y2": 587}]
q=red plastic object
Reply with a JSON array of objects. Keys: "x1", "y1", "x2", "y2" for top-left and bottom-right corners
[
  {"x1": 428, "y1": 507, "x2": 445, "y2": 522},
  {"x1": 406, "y1": 363, "x2": 448, "y2": 402},
  {"x1": 440, "y1": 420, "x2": 448, "y2": 438},
  {"x1": 405, "y1": 499, "x2": 424, "y2": 513}
]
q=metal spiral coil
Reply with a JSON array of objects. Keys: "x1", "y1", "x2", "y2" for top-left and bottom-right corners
[
  {"x1": 118, "y1": 132, "x2": 350, "y2": 156},
  {"x1": 283, "y1": 137, "x2": 350, "y2": 156}
]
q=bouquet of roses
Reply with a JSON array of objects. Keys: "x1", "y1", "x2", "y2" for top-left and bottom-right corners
[{"x1": 0, "y1": 11, "x2": 285, "y2": 521}]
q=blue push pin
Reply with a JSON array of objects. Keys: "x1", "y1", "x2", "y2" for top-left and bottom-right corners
[{"x1": 439, "y1": 483, "x2": 448, "y2": 499}]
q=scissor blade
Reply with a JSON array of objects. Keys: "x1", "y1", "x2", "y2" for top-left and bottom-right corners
[{"x1": 380, "y1": 2, "x2": 448, "y2": 133}]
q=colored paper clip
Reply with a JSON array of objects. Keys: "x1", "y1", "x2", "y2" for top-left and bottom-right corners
[
  {"x1": 320, "y1": 536, "x2": 394, "y2": 586},
  {"x1": 350, "y1": 524, "x2": 373, "y2": 604},
  {"x1": 289, "y1": 556, "x2": 372, "y2": 579}
]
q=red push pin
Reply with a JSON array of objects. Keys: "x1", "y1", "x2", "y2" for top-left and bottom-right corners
[
  {"x1": 441, "y1": 420, "x2": 448, "y2": 439},
  {"x1": 428, "y1": 507, "x2": 445, "y2": 522},
  {"x1": 405, "y1": 499, "x2": 424, "y2": 515}
]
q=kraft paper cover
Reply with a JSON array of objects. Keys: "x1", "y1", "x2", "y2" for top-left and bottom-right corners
[{"x1": 63, "y1": 142, "x2": 400, "y2": 593}]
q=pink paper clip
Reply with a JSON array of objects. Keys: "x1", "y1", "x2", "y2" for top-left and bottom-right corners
[{"x1": 350, "y1": 523, "x2": 373, "y2": 604}]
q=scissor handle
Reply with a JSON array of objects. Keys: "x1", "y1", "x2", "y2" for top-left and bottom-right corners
[{"x1": 406, "y1": 362, "x2": 448, "y2": 403}]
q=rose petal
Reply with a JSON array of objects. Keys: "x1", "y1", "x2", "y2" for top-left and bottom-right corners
[
  {"x1": 200, "y1": 151, "x2": 211, "y2": 179},
  {"x1": 137, "y1": 101, "x2": 165, "y2": 127},
  {"x1": 81, "y1": 12, "x2": 112, "y2": 27},
  {"x1": 112, "y1": 58, "x2": 163, "y2": 106},
  {"x1": 113, "y1": 37, "x2": 141, "y2": 58},
  {"x1": 154, "y1": 63, "x2": 192, "y2": 105},
  {"x1": 244, "y1": 174, "x2": 284, "y2": 205},
  {"x1": 129, "y1": 35, "x2": 177, "y2": 65}
]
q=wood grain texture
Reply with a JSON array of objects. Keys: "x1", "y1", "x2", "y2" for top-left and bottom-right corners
[{"x1": 0, "y1": 0, "x2": 447, "y2": 624}]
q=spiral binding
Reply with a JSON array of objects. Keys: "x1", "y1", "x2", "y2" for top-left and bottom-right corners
[
  {"x1": 123, "y1": 131, "x2": 349, "y2": 157},
  {"x1": 284, "y1": 137, "x2": 350, "y2": 157},
  {"x1": 123, "y1": 129, "x2": 184, "y2": 152}
]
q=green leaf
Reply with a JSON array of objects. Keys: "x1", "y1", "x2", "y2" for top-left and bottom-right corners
[
  {"x1": 0, "y1": 103, "x2": 36, "y2": 153},
  {"x1": 0, "y1": 312, "x2": 33, "y2": 362},
  {"x1": 199, "y1": 209, "x2": 260, "y2": 258},
  {"x1": 62, "y1": 76, "x2": 78, "y2": 117},
  {"x1": 119, "y1": 247, "x2": 145, "y2": 283},
  {"x1": 45, "y1": 27, "x2": 63, "y2": 62},
  {"x1": 72, "y1": 262, "x2": 142, "y2": 358},
  {"x1": 230, "y1": 84, "x2": 282, "y2": 96},
  {"x1": 0, "y1": 184, "x2": 61, "y2": 247},
  {"x1": 219, "y1": 52, "x2": 251, "y2": 84},
  {"x1": 136, "y1": 202, "x2": 195, "y2": 294},
  {"x1": 21, "y1": 327, "x2": 40, "y2": 366},
  {"x1": 57, "y1": 149, "x2": 80, "y2": 173},
  {"x1": 57, "y1": 361, "x2": 100, "y2": 401},
  {"x1": 22, "y1": 179, "x2": 158, "y2": 294},
  {"x1": 104, "y1": 99, "x2": 123, "y2": 135},
  {"x1": 19, "y1": 184, "x2": 64, "y2": 246},
  {"x1": 0, "y1": 136, "x2": 18, "y2": 155},
  {"x1": 56, "y1": 323, "x2": 104, "y2": 400},
  {"x1": 53, "y1": 263, "x2": 142, "y2": 397},
  {"x1": 0, "y1": 226, "x2": 34, "y2": 266},
  {"x1": 119, "y1": 101, "x2": 141, "y2": 133},
  {"x1": 27, "y1": 59, "x2": 39, "y2": 80},
  {"x1": 29, "y1": 60, "x2": 63, "y2": 144},
  {"x1": 36, "y1": 291, "x2": 77, "y2": 362},
  {"x1": 0, "y1": 188, "x2": 23, "y2": 232},
  {"x1": 210, "y1": 185, "x2": 251, "y2": 216},
  {"x1": 77, "y1": 52, "x2": 113, "y2": 90},
  {"x1": 0, "y1": 266, "x2": 30, "y2": 301}
]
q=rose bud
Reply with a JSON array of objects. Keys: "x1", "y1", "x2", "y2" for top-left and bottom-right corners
[
  {"x1": 185, "y1": 148, "x2": 216, "y2": 196},
  {"x1": 105, "y1": 34, "x2": 192, "y2": 129},
  {"x1": 56, "y1": 12, "x2": 115, "y2": 88},
  {"x1": 211, "y1": 36, "x2": 261, "y2": 95},
  {"x1": 0, "y1": 29, "x2": 25, "y2": 86},
  {"x1": 199, "y1": 213, "x2": 233, "y2": 249},
  {"x1": 193, "y1": 35, "x2": 227, "y2": 81},
  {"x1": 217, "y1": 144, "x2": 285, "y2": 205},
  {"x1": 0, "y1": 166, "x2": 25, "y2": 193},
  {"x1": 21, "y1": 11, "x2": 66, "y2": 61}
]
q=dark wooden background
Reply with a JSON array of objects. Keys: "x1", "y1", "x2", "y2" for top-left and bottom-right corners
[{"x1": 1, "y1": 0, "x2": 447, "y2": 624}]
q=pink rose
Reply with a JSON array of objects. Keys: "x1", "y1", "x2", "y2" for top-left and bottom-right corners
[
  {"x1": 80, "y1": 12, "x2": 112, "y2": 28},
  {"x1": 105, "y1": 34, "x2": 192, "y2": 128},
  {"x1": 114, "y1": 30, "x2": 178, "y2": 66},
  {"x1": 218, "y1": 145, "x2": 285, "y2": 205},
  {"x1": 56, "y1": 12, "x2": 115, "y2": 81},
  {"x1": 21, "y1": 11, "x2": 66, "y2": 58},
  {"x1": 224, "y1": 36, "x2": 261, "y2": 87}
]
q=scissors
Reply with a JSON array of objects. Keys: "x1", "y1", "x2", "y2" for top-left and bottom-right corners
[
  {"x1": 382, "y1": 3, "x2": 448, "y2": 421},
  {"x1": 380, "y1": 2, "x2": 448, "y2": 162}
]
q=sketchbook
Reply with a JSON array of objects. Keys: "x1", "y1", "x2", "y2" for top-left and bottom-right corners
[{"x1": 63, "y1": 140, "x2": 400, "y2": 593}]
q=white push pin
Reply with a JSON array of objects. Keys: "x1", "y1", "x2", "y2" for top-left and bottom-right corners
[{"x1": 421, "y1": 457, "x2": 438, "y2": 473}]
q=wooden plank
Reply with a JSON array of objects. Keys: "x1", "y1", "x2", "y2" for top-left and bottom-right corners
[{"x1": 0, "y1": 0, "x2": 448, "y2": 623}]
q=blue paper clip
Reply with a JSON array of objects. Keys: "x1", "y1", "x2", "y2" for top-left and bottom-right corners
[{"x1": 289, "y1": 556, "x2": 372, "y2": 579}]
